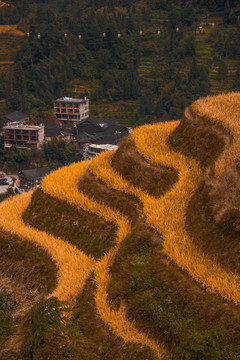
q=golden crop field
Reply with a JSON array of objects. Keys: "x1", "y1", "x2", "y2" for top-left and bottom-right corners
[
  {"x1": 0, "y1": 24, "x2": 25, "y2": 35},
  {"x1": 191, "y1": 92, "x2": 240, "y2": 175},
  {"x1": 1, "y1": 95, "x2": 240, "y2": 358},
  {"x1": 0, "y1": 189, "x2": 95, "y2": 306},
  {"x1": 90, "y1": 122, "x2": 240, "y2": 305},
  {"x1": 0, "y1": 159, "x2": 168, "y2": 359},
  {"x1": 41, "y1": 159, "x2": 168, "y2": 359}
]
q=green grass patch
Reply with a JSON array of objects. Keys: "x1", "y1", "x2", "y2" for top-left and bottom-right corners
[
  {"x1": 23, "y1": 188, "x2": 117, "y2": 259},
  {"x1": 0, "y1": 292, "x2": 11, "y2": 339},
  {"x1": 167, "y1": 115, "x2": 225, "y2": 169},
  {"x1": 91, "y1": 100, "x2": 138, "y2": 126},
  {"x1": 0, "y1": 229, "x2": 57, "y2": 293},
  {"x1": 70, "y1": 275, "x2": 157, "y2": 360},
  {"x1": 108, "y1": 222, "x2": 240, "y2": 360}
]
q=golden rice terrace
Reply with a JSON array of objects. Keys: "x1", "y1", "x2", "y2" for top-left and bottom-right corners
[{"x1": 0, "y1": 93, "x2": 240, "y2": 359}]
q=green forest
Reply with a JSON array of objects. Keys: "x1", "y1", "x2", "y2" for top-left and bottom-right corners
[{"x1": 0, "y1": 0, "x2": 240, "y2": 125}]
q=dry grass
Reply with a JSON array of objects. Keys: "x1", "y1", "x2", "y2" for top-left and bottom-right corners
[
  {"x1": 41, "y1": 161, "x2": 169, "y2": 359},
  {"x1": 0, "y1": 25, "x2": 24, "y2": 36},
  {"x1": 0, "y1": 191, "x2": 95, "y2": 307},
  {"x1": 2, "y1": 100, "x2": 240, "y2": 357},
  {"x1": 90, "y1": 122, "x2": 240, "y2": 305},
  {"x1": 23, "y1": 187, "x2": 117, "y2": 259},
  {"x1": 0, "y1": 61, "x2": 14, "y2": 64},
  {"x1": 190, "y1": 92, "x2": 240, "y2": 175},
  {"x1": 111, "y1": 137, "x2": 178, "y2": 197},
  {"x1": 167, "y1": 109, "x2": 226, "y2": 169}
]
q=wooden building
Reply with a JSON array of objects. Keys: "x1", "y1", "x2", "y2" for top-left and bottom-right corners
[
  {"x1": 4, "y1": 111, "x2": 29, "y2": 126},
  {"x1": 19, "y1": 167, "x2": 51, "y2": 190}
]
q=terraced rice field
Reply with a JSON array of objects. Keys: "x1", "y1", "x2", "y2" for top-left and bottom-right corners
[
  {"x1": 0, "y1": 93, "x2": 240, "y2": 358},
  {"x1": 137, "y1": 57, "x2": 153, "y2": 79},
  {"x1": 195, "y1": 19, "x2": 238, "y2": 93},
  {"x1": 91, "y1": 100, "x2": 138, "y2": 126},
  {"x1": 0, "y1": 26, "x2": 24, "y2": 74}
]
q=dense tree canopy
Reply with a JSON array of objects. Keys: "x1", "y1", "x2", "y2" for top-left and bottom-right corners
[{"x1": 0, "y1": 0, "x2": 239, "y2": 123}]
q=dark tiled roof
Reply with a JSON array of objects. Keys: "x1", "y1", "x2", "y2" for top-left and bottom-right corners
[
  {"x1": 60, "y1": 130, "x2": 74, "y2": 136},
  {"x1": 77, "y1": 117, "x2": 119, "y2": 128},
  {"x1": 19, "y1": 167, "x2": 51, "y2": 180},
  {"x1": 106, "y1": 124, "x2": 129, "y2": 133},
  {"x1": 77, "y1": 124, "x2": 102, "y2": 135},
  {"x1": 93, "y1": 127, "x2": 129, "y2": 140},
  {"x1": 45, "y1": 122, "x2": 60, "y2": 129},
  {"x1": 76, "y1": 132, "x2": 96, "y2": 143},
  {"x1": 45, "y1": 129, "x2": 60, "y2": 137},
  {"x1": 4, "y1": 111, "x2": 28, "y2": 122},
  {"x1": 61, "y1": 124, "x2": 76, "y2": 136},
  {"x1": 44, "y1": 122, "x2": 61, "y2": 137},
  {"x1": 76, "y1": 116, "x2": 129, "y2": 146},
  {"x1": 94, "y1": 135, "x2": 118, "y2": 145}
]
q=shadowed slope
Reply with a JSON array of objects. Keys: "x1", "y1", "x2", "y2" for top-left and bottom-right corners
[
  {"x1": 23, "y1": 188, "x2": 117, "y2": 259},
  {"x1": 168, "y1": 107, "x2": 240, "y2": 276},
  {"x1": 102, "y1": 132, "x2": 240, "y2": 359},
  {"x1": 41, "y1": 160, "x2": 169, "y2": 360},
  {"x1": 2, "y1": 97, "x2": 240, "y2": 359},
  {"x1": 0, "y1": 230, "x2": 57, "y2": 358},
  {"x1": 111, "y1": 137, "x2": 178, "y2": 197},
  {"x1": 90, "y1": 122, "x2": 240, "y2": 305},
  {"x1": 0, "y1": 190, "x2": 95, "y2": 307}
]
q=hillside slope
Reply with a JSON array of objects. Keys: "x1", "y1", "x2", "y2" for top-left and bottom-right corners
[{"x1": 0, "y1": 93, "x2": 240, "y2": 359}]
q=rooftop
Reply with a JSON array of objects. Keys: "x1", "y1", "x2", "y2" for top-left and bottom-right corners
[
  {"x1": 77, "y1": 117, "x2": 119, "y2": 128},
  {"x1": 19, "y1": 167, "x2": 51, "y2": 180},
  {"x1": 53, "y1": 97, "x2": 88, "y2": 104},
  {"x1": 88, "y1": 144, "x2": 118, "y2": 151},
  {"x1": 4, "y1": 111, "x2": 29, "y2": 123},
  {"x1": 3, "y1": 124, "x2": 44, "y2": 130}
]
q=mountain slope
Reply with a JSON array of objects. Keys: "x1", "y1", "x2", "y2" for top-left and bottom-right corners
[{"x1": 0, "y1": 93, "x2": 240, "y2": 359}]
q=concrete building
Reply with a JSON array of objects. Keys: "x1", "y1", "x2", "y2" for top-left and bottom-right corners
[
  {"x1": 83, "y1": 143, "x2": 118, "y2": 160},
  {"x1": 3, "y1": 124, "x2": 44, "y2": 149},
  {"x1": 53, "y1": 97, "x2": 89, "y2": 126}
]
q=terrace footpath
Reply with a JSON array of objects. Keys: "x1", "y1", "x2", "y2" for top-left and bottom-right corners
[
  {"x1": 195, "y1": 18, "x2": 238, "y2": 94},
  {"x1": 0, "y1": 25, "x2": 24, "y2": 75}
]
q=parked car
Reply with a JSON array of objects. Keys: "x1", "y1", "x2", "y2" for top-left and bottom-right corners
[{"x1": 0, "y1": 178, "x2": 9, "y2": 185}]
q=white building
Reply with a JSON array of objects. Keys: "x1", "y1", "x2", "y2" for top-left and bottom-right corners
[{"x1": 83, "y1": 143, "x2": 118, "y2": 160}]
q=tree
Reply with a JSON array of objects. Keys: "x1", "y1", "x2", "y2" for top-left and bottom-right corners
[
  {"x1": 217, "y1": 60, "x2": 228, "y2": 81},
  {"x1": 232, "y1": 64, "x2": 240, "y2": 91}
]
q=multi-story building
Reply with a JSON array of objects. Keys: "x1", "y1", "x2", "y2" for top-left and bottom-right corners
[
  {"x1": 3, "y1": 124, "x2": 44, "y2": 149},
  {"x1": 53, "y1": 97, "x2": 89, "y2": 126}
]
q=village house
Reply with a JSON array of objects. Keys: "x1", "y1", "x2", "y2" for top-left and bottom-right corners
[
  {"x1": 76, "y1": 117, "x2": 130, "y2": 157},
  {"x1": 53, "y1": 97, "x2": 89, "y2": 126},
  {"x1": 44, "y1": 122, "x2": 76, "y2": 144},
  {"x1": 2, "y1": 124, "x2": 44, "y2": 149},
  {"x1": 19, "y1": 167, "x2": 51, "y2": 190},
  {"x1": 44, "y1": 122, "x2": 61, "y2": 142},
  {"x1": 4, "y1": 111, "x2": 29, "y2": 126}
]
